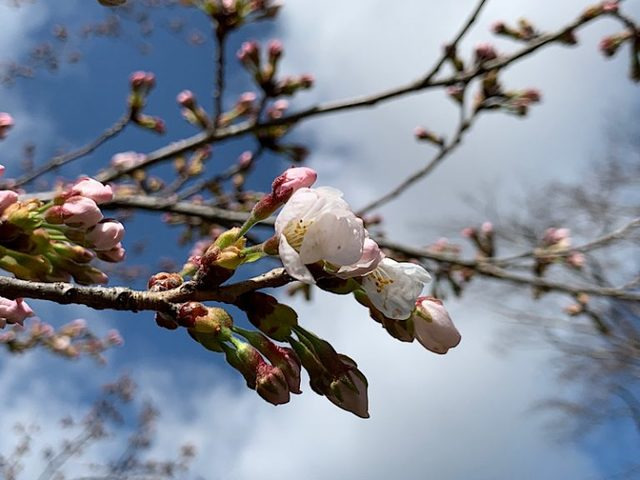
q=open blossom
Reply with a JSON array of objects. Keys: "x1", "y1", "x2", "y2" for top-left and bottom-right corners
[
  {"x1": 361, "y1": 257, "x2": 432, "y2": 320},
  {"x1": 0, "y1": 297, "x2": 34, "y2": 328},
  {"x1": 412, "y1": 297, "x2": 461, "y2": 354},
  {"x1": 85, "y1": 220, "x2": 125, "y2": 251},
  {"x1": 70, "y1": 178, "x2": 113, "y2": 204},
  {"x1": 274, "y1": 187, "x2": 365, "y2": 283}
]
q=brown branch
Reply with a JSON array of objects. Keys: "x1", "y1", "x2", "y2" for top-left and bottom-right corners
[
  {"x1": 0, "y1": 268, "x2": 291, "y2": 314},
  {"x1": 213, "y1": 29, "x2": 227, "y2": 126},
  {"x1": 492, "y1": 217, "x2": 640, "y2": 265},
  {"x1": 11, "y1": 112, "x2": 131, "y2": 188}
]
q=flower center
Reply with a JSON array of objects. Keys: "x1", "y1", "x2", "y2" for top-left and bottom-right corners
[
  {"x1": 283, "y1": 219, "x2": 313, "y2": 251},
  {"x1": 369, "y1": 268, "x2": 394, "y2": 293}
]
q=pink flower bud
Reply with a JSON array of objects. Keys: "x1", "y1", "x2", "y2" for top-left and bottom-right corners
[
  {"x1": 70, "y1": 177, "x2": 113, "y2": 204},
  {"x1": 566, "y1": 251, "x2": 585, "y2": 268},
  {"x1": 0, "y1": 190, "x2": 19, "y2": 214},
  {"x1": 492, "y1": 21, "x2": 508, "y2": 34},
  {"x1": 238, "y1": 151, "x2": 253, "y2": 169},
  {"x1": 474, "y1": 42, "x2": 498, "y2": 63},
  {"x1": 97, "y1": 242, "x2": 126, "y2": 262},
  {"x1": 86, "y1": 220, "x2": 125, "y2": 251},
  {"x1": 48, "y1": 196, "x2": 103, "y2": 228},
  {"x1": 0, "y1": 164, "x2": 4, "y2": 176},
  {"x1": 481, "y1": 221, "x2": 494, "y2": 234},
  {"x1": 256, "y1": 363, "x2": 290, "y2": 405},
  {"x1": 0, "y1": 297, "x2": 34, "y2": 328},
  {"x1": 237, "y1": 41, "x2": 260, "y2": 67},
  {"x1": 106, "y1": 329, "x2": 124, "y2": 346},
  {"x1": 177, "y1": 89, "x2": 196, "y2": 108},
  {"x1": 0, "y1": 112, "x2": 14, "y2": 140},
  {"x1": 130, "y1": 70, "x2": 155, "y2": 89},
  {"x1": 271, "y1": 167, "x2": 317, "y2": 200},
  {"x1": 267, "y1": 39, "x2": 283, "y2": 61},
  {"x1": 111, "y1": 151, "x2": 146, "y2": 170},
  {"x1": 412, "y1": 297, "x2": 461, "y2": 354}
]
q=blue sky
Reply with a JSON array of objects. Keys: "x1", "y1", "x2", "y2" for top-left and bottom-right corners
[{"x1": 0, "y1": 1, "x2": 638, "y2": 478}]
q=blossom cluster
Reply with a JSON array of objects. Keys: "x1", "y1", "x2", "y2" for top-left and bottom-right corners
[
  {"x1": 0, "y1": 167, "x2": 125, "y2": 289},
  {"x1": 0, "y1": 317, "x2": 123, "y2": 362},
  {"x1": 153, "y1": 167, "x2": 460, "y2": 417}
]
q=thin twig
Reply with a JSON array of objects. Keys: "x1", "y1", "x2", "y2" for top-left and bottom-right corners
[
  {"x1": 213, "y1": 30, "x2": 227, "y2": 126},
  {"x1": 11, "y1": 113, "x2": 131, "y2": 188},
  {"x1": 491, "y1": 217, "x2": 640, "y2": 266}
]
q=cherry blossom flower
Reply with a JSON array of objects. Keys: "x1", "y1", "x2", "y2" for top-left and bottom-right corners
[
  {"x1": 0, "y1": 297, "x2": 34, "y2": 328},
  {"x1": 46, "y1": 196, "x2": 103, "y2": 228},
  {"x1": 70, "y1": 178, "x2": 113, "y2": 204},
  {"x1": 86, "y1": 220, "x2": 125, "y2": 251},
  {"x1": 274, "y1": 187, "x2": 365, "y2": 283},
  {"x1": 361, "y1": 257, "x2": 432, "y2": 320},
  {"x1": 111, "y1": 151, "x2": 146, "y2": 170},
  {"x1": 412, "y1": 296, "x2": 461, "y2": 354}
]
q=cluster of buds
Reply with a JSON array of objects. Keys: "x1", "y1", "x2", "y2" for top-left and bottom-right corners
[
  {"x1": 564, "y1": 293, "x2": 590, "y2": 317},
  {"x1": 598, "y1": 27, "x2": 640, "y2": 81},
  {"x1": 289, "y1": 326, "x2": 369, "y2": 417},
  {"x1": 224, "y1": 327, "x2": 301, "y2": 405},
  {"x1": 414, "y1": 126, "x2": 445, "y2": 147},
  {"x1": 0, "y1": 170, "x2": 125, "y2": 284},
  {"x1": 128, "y1": 71, "x2": 165, "y2": 134},
  {"x1": 535, "y1": 227, "x2": 585, "y2": 277},
  {"x1": 0, "y1": 112, "x2": 13, "y2": 140},
  {"x1": 492, "y1": 19, "x2": 540, "y2": 42},
  {"x1": 148, "y1": 272, "x2": 184, "y2": 330},
  {"x1": 462, "y1": 221, "x2": 495, "y2": 258},
  {"x1": 174, "y1": 146, "x2": 212, "y2": 179},
  {"x1": 201, "y1": 0, "x2": 282, "y2": 36},
  {"x1": 237, "y1": 40, "x2": 314, "y2": 97},
  {"x1": 0, "y1": 317, "x2": 123, "y2": 361},
  {"x1": 474, "y1": 70, "x2": 542, "y2": 116},
  {"x1": 0, "y1": 296, "x2": 33, "y2": 329},
  {"x1": 176, "y1": 90, "x2": 212, "y2": 129},
  {"x1": 599, "y1": 30, "x2": 634, "y2": 57}
]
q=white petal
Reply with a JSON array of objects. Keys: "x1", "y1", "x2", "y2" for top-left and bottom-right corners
[
  {"x1": 336, "y1": 237, "x2": 383, "y2": 278},
  {"x1": 279, "y1": 235, "x2": 315, "y2": 284},
  {"x1": 362, "y1": 258, "x2": 431, "y2": 320},
  {"x1": 299, "y1": 211, "x2": 364, "y2": 266}
]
